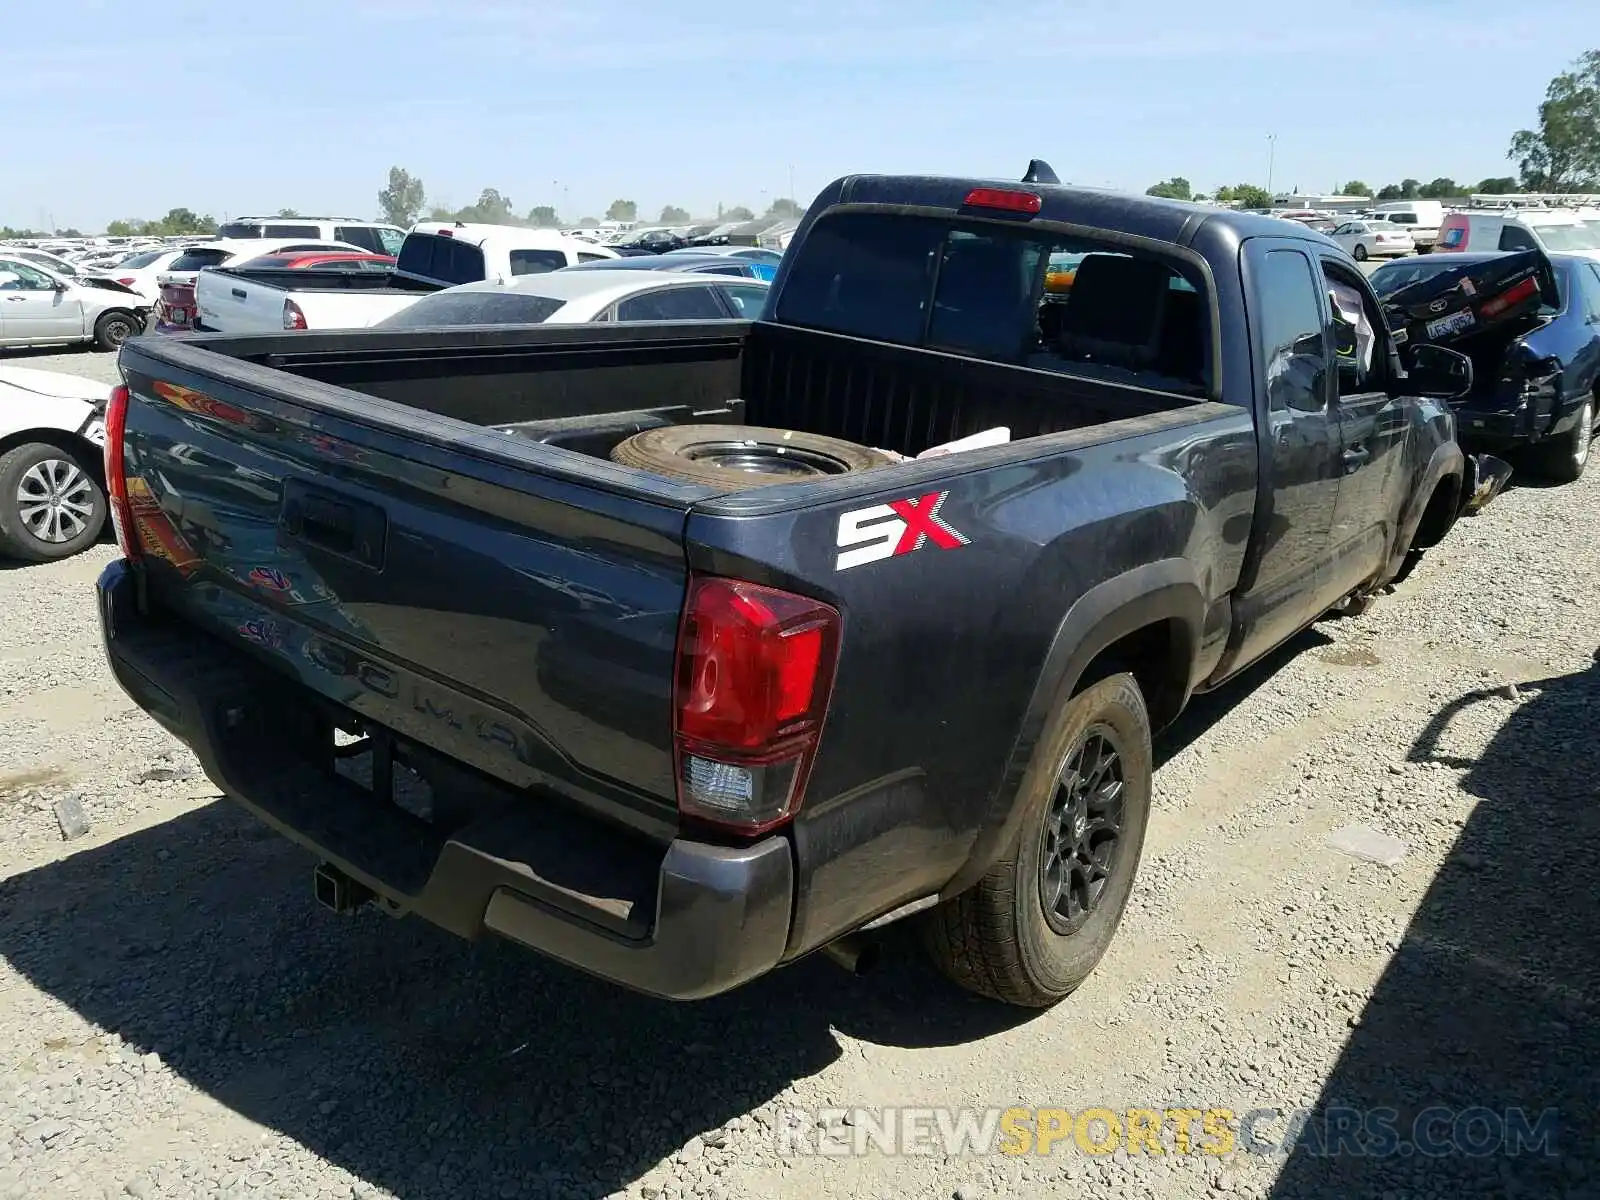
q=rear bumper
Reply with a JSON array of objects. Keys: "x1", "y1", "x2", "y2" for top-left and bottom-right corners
[
  {"x1": 1458, "y1": 453, "x2": 1512, "y2": 517},
  {"x1": 96, "y1": 559, "x2": 794, "y2": 1000}
]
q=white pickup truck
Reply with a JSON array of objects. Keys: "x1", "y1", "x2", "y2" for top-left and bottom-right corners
[{"x1": 193, "y1": 222, "x2": 619, "y2": 334}]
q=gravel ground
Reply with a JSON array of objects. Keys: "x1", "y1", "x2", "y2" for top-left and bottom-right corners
[{"x1": 1, "y1": 346, "x2": 1596, "y2": 1200}]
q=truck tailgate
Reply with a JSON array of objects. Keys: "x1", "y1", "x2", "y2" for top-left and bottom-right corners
[{"x1": 117, "y1": 339, "x2": 699, "y2": 842}]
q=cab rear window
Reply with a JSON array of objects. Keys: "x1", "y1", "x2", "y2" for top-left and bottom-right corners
[
  {"x1": 168, "y1": 249, "x2": 232, "y2": 272},
  {"x1": 774, "y1": 211, "x2": 1211, "y2": 393},
  {"x1": 396, "y1": 234, "x2": 487, "y2": 285}
]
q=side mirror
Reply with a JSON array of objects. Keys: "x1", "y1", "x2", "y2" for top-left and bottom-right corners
[
  {"x1": 1403, "y1": 344, "x2": 1473, "y2": 400},
  {"x1": 53, "y1": 279, "x2": 69, "y2": 293}
]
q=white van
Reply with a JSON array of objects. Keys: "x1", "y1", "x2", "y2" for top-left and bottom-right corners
[
  {"x1": 1371, "y1": 201, "x2": 1446, "y2": 251},
  {"x1": 214, "y1": 217, "x2": 406, "y2": 257}
]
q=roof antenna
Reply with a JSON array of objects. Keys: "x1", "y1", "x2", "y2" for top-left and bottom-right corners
[{"x1": 1022, "y1": 159, "x2": 1059, "y2": 185}]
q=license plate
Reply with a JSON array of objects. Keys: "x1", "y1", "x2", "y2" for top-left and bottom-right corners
[
  {"x1": 82, "y1": 418, "x2": 107, "y2": 446},
  {"x1": 170, "y1": 308, "x2": 188, "y2": 323},
  {"x1": 1425, "y1": 308, "x2": 1475, "y2": 340}
]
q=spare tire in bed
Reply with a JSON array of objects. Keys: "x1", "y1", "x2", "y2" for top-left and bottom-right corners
[{"x1": 610, "y1": 424, "x2": 896, "y2": 489}]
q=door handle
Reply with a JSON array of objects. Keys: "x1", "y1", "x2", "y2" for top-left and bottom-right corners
[{"x1": 3, "y1": 296, "x2": 26, "y2": 303}]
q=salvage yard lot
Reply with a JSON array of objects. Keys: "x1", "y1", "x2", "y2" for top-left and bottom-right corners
[{"x1": 1, "y1": 347, "x2": 1596, "y2": 1200}]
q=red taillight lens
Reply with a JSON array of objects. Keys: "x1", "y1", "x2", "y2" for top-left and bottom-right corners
[
  {"x1": 1478, "y1": 275, "x2": 1539, "y2": 319},
  {"x1": 435, "y1": 228, "x2": 454, "y2": 238},
  {"x1": 283, "y1": 298, "x2": 308, "y2": 330},
  {"x1": 963, "y1": 188, "x2": 1042, "y2": 215},
  {"x1": 673, "y1": 576, "x2": 840, "y2": 834},
  {"x1": 116, "y1": 276, "x2": 136, "y2": 286},
  {"x1": 104, "y1": 384, "x2": 140, "y2": 561}
]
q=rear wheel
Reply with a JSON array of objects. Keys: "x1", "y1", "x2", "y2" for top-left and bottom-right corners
[
  {"x1": 1352, "y1": 244, "x2": 1369, "y2": 262},
  {"x1": 921, "y1": 673, "x2": 1152, "y2": 1007},
  {"x1": 1527, "y1": 397, "x2": 1592, "y2": 484},
  {"x1": 0, "y1": 442, "x2": 107, "y2": 562},
  {"x1": 93, "y1": 310, "x2": 138, "y2": 352}
]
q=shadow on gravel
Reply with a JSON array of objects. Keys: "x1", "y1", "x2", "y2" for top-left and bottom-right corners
[
  {"x1": 1155, "y1": 626, "x2": 1334, "y2": 768},
  {"x1": 0, "y1": 801, "x2": 1029, "y2": 1199},
  {"x1": 1269, "y1": 649, "x2": 1600, "y2": 1199}
]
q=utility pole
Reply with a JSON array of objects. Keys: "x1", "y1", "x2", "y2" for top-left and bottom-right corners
[
  {"x1": 1266, "y1": 134, "x2": 1277, "y2": 198},
  {"x1": 788, "y1": 163, "x2": 795, "y2": 206}
]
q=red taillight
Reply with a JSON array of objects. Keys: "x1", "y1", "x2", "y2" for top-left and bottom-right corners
[
  {"x1": 1478, "y1": 275, "x2": 1540, "y2": 319},
  {"x1": 963, "y1": 188, "x2": 1042, "y2": 215},
  {"x1": 673, "y1": 576, "x2": 840, "y2": 834},
  {"x1": 435, "y1": 228, "x2": 454, "y2": 238},
  {"x1": 283, "y1": 298, "x2": 308, "y2": 330},
  {"x1": 116, "y1": 276, "x2": 136, "y2": 286},
  {"x1": 104, "y1": 384, "x2": 140, "y2": 561}
]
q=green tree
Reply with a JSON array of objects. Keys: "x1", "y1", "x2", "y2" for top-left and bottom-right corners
[
  {"x1": 105, "y1": 219, "x2": 136, "y2": 237},
  {"x1": 1509, "y1": 50, "x2": 1600, "y2": 189},
  {"x1": 455, "y1": 188, "x2": 516, "y2": 225},
  {"x1": 526, "y1": 205, "x2": 559, "y2": 227},
  {"x1": 1144, "y1": 176, "x2": 1193, "y2": 201},
  {"x1": 659, "y1": 204, "x2": 690, "y2": 223},
  {"x1": 142, "y1": 208, "x2": 214, "y2": 236},
  {"x1": 1214, "y1": 183, "x2": 1271, "y2": 208},
  {"x1": 427, "y1": 205, "x2": 455, "y2": 221},
  {"x1": 1418, "y1": 177, "x2": 1458, "y2": 198},
  {"x1": 276, "y1": 207, "x2": 301, "y2": 218},
  {"x1": 1375, "y1": 183, "x2": 1403, "y2": 201},
  {"x1": 1339, "y1": 180, "x2": 1374, "y2": 197},
  {"x1": 577, "y1": 215, "x2": 601, "y2": 226},
  {"x1": 723, "y1": 205, "x2": 754, "y2": 221},
  {"x1": 1475, "y1": 176, "x2": 1519, "y2": 194},
  {"x1": 605, "y1": 199, "x2": 638, "y2": 222},
  {"x1": 765, "y1": 197, "x2": 803, "y2": 218},
  {"x1": 377, "y1": 167, "x2": 426, "y2": 228},
  {"x1": 1399, "y1": 178, "x2": 1421, "y2": 199}
]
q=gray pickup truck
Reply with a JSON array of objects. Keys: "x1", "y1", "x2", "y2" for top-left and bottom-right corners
[{"x1": 98, "y1": 164, "x2": 1506, "y2": 1006}]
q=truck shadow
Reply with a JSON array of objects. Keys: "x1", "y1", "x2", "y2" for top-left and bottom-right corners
[
  {"x1": 0, "y1": 800, "x2": 1024, "y2": 1199},
  {"x1": 1267, "y1": 649, "x2": 1600, "y2": 1197}
]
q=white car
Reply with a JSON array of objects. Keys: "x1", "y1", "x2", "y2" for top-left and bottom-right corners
[
  {"x1": 1328, "y1": 220, "x2": 1415, "y2": 261},
  {"x1": 373, "y1": 270, "x2": 770, "y2": 329},
  {"x1": 0, "y1": 365, "x2": 110, "y2": 561},
  {"x1": 97, "y1": 247, "x2": 186, "y2": 301},
  {"x1": 193, "y1": 223, "x2": 624, "y2": 335},
  {"x1": 0, "y1": 255, "x2": 150, "y2": 352}
]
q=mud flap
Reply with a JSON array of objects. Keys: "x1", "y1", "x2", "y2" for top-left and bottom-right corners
[{"x1": 1459, "y1": 453, "x2": 1512, "y2": 517}]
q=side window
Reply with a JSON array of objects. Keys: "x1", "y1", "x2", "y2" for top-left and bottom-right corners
[
  {"x1": 1498, "y1": 224, "x2": 1538, "y2": 252},
  {"x1": 1254, "y1": 249, "x2": 1328, "y2": 413},
  {"x1": 264, "y1": 224, "x2": 323, "y2": 239},
  {"x1": 335, "y1": 226, "x2": 383, "y2": 254},
  {"x1": 1582, "y1": 264, "x2": 1600, "y2": 322},
  {"x1": 0, "y1": 262, "x2": 57, "y2": 291},
  {"x1": 509, "y1": 249, "x2": 569, "y2": 276},
  {"x1": 1323, "y1": 262, "x2": 1388, "y2": 396},
  {"x1": 377, "y1": 228, "x2": 405, "y2": 256},
  {"x1": 576, "y1": 252, "x2": 609, "y2": 263},
  {"x1": 1439, "y1": 224, "x2": 1468, "y2": 250},
  {"x1": 719, "y1": 284, "x2": 769, "y2": 318},
  {"x1": 615, "y1": 285, "x2": 727, "y2": 322}
]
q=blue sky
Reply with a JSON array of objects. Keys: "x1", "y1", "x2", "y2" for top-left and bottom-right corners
[{"x1": 3, "y1": 0, "x2": 1583, "y2": 231}]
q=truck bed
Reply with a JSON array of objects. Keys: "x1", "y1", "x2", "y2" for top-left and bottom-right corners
[{"x1": 183, "y1": 318, "x2": 1205, "y2": 459}]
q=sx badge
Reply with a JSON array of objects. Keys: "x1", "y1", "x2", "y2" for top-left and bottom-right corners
[{"x1": 835, "y1": 490, "x2": 969, "y2": 572}]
